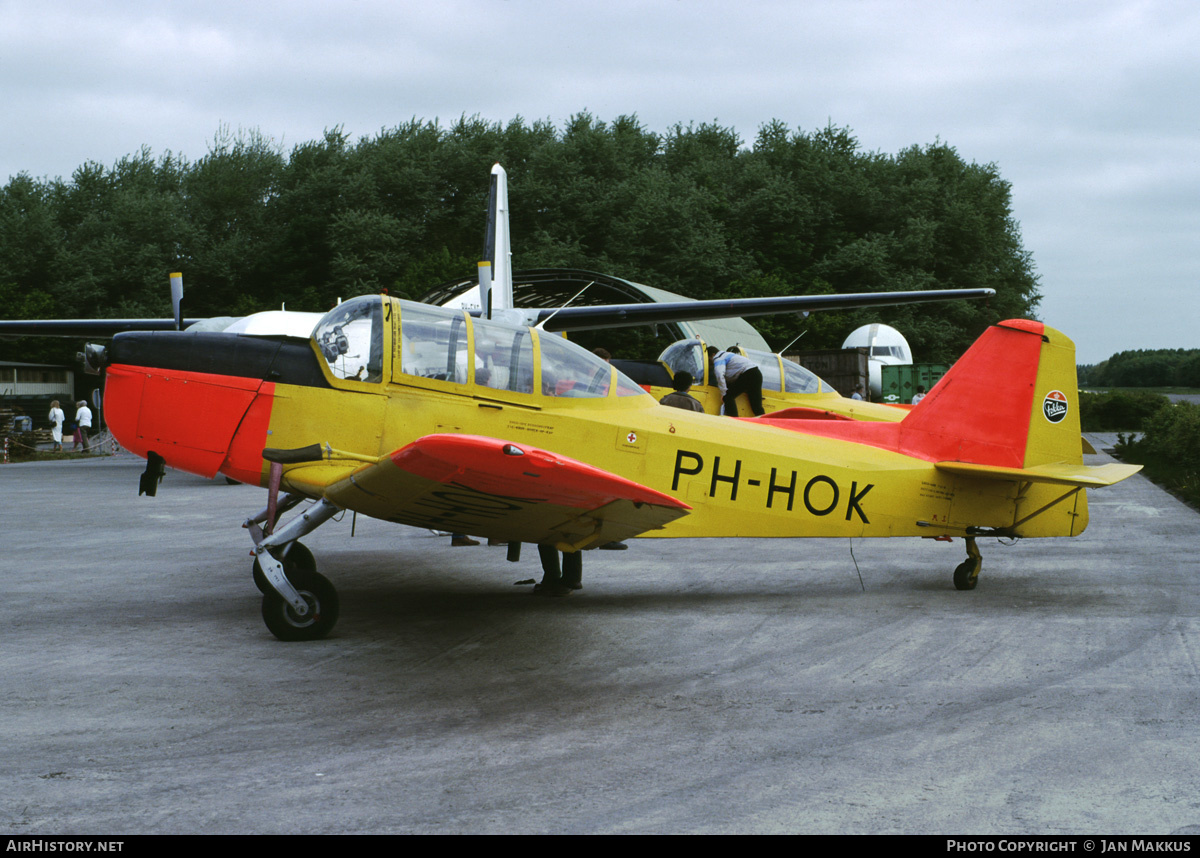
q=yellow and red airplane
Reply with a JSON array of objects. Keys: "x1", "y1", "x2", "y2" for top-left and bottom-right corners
[
  {"x1": 0, "y1": 166, "x2": 1137, "y2": 642},
  {"x1": 89, "y1": 292, "x2": 1137, "y2": 640}
]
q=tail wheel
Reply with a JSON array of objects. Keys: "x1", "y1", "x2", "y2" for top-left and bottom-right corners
[
  {"x1": 261, "y1": 562, "x2": 339, "y2": 642},
  {"x1": 953, "y1": 557, "x2": 981, "y2": 591}
]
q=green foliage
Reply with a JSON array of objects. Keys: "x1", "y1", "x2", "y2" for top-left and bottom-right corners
[
  {"x1": 1085, "y1": 349, "x2": 1200, "y2": 388},
  {"x1": 1116, "y1": 402, "x2": 1200, "y2": 509},
  {"x1": 1078, "y1": 390, "x2": 1171, "y2": 431},
  {"x1": 0, "y1": 114, "x2": 1042, "y2": 365}
]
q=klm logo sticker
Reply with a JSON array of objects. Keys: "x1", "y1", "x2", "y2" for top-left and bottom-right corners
[{"x1": 1043, "y1": 390, "x2": 1068, "y2": 424}]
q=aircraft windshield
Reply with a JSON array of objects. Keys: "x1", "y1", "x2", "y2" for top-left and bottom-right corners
[
  {"x1": 313, "y1": 296, "x2": 384, "y2": 382},
  {"x1": 658, "y1": 339, "x2": 706, "y2": 384}
]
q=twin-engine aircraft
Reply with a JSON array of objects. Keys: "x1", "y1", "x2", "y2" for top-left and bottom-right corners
[{"x1": 0, "y1": 165, "x2": 1139, "y2": 641}]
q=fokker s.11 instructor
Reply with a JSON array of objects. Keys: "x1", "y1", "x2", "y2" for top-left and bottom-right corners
[{"x1": 0, "y1": 166, "x2": 1139, "y2": 641}]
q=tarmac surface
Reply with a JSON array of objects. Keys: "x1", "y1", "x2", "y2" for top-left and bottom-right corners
[{"x1": 2, "y1": 435, "x2": 1199, "y2": 834}]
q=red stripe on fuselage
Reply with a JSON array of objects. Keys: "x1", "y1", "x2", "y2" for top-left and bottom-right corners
[{"x1": 105, "y1": 363, "x2": 274, "y2": 482}]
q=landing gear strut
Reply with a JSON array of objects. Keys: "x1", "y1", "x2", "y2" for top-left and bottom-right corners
[
  {"x1": 252, "y1": 541, "x2": 316, "y2": 594},
  {"x1": 245, "y1": 493, "x2": 342, "y2": 641},
  {"x1": 953, "y1": 536, "x2": 982, "y2": 591}
]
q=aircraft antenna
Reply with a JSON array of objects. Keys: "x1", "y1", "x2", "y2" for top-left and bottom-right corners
[
  {"x1": 778, "y1": 329, "x2": 808, "y2": 355},
  {"x1": 535, "y1": 281, "x2": 596, "y2": 330}
]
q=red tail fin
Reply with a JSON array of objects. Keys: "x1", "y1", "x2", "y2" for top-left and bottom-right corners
[
  {"x1": 757, "y1": 320, "x2": 1086, "y2": 471},
  {"x1": 898, "y1": 320, "x2": 1049, "y2": 468}
]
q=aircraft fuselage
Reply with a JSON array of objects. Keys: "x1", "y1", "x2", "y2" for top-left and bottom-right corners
[{"x1": 102, "y1": 299, "x2": 1090, "y2": 544}]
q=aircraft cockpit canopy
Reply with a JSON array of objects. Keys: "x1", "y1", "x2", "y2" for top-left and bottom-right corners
[
  {"x1": 395, "y1": 300, "x2": 646, "y2": 399},
  {"x1": 658, "y1": 338, "x2": 832, "y2": 394},
  {"x1": 737, "y1": 346, "x2": 830, "y2": 394},
  {"x1": 313, "y1": 296, "x2": 384, "y2": 383},
  {"x1": 658, "y1": 339, "x2": 707, "y2": 384}
]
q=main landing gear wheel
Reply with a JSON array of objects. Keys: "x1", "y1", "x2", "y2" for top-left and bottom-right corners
[
  {"x1": 260, "y1": 560, "x2": 340, "y2": 642},
  {"x1": 953, "y1": 558, "x2": 981, "y2": 590},
  {"x1": 252, "y1": 541, "x2": 316, "y2": 594},
  {"x1": 953, "y1": 536, "x2": 983, "y2": 591}
]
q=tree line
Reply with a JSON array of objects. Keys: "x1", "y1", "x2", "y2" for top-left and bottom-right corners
[
  {"x1": 0, "y1": 114, "x2": 1040, "y2": 367},
  {"x1": 1079, "y1": 349, "x2": 1200, "y2": 389}
]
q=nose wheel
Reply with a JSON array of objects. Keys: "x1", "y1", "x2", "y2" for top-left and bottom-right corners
[
  {"x1": 258, "y1": 548, "x2": 340, "y2": 641},
  {"x1": 246, "y1": 495, "x2": 342, "y2": 641},
  {"x1": 953, "y1": 536, "x2": 982, "y2": 591}
]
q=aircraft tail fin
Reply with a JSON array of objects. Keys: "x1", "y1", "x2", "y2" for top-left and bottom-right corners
[{"x1": 900, "y1": 319, "x2": 1088, "y2": 470}]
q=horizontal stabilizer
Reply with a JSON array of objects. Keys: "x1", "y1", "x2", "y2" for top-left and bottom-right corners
[{"x1": 935, "y1": 460, "x2": 1142, "y2": 488}]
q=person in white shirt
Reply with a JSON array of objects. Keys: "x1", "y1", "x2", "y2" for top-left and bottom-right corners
[
  {"x1": 48, "y1": 401, "x2": 65, "y2": 452},
  {"x1": 75, "y1": 400, "x2": 93, "y2": 452},
  {"x1": 911, "y1": 385, "x2": 927, "y2": 405}
]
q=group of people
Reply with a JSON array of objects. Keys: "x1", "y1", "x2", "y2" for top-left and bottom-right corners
[
  {"x1": 657, "y1": 346, "x2": 767, "y2": 417},
  {"x1": 47, "y1": 399, "x2": 93, "y2": 453}
]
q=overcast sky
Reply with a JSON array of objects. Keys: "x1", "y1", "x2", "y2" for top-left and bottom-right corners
[{"x1": 3, "y1": 0, "x2": 1196, "y2": 363}]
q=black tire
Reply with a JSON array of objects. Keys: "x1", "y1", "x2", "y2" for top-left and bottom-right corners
[
  {"x1": 252, "y1": 542, "x2": 316, "y2": 594},
  {"x1": 261, "y1": 565, "x2": 339, "y2": 641},
  {"x1": 953, "y1": 559, "x2": 980, "y2": 591}
]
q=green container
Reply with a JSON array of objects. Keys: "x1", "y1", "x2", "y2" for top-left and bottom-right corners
[{"x1": 880, "y1": 364, "x2": 949, "y2": 404}]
